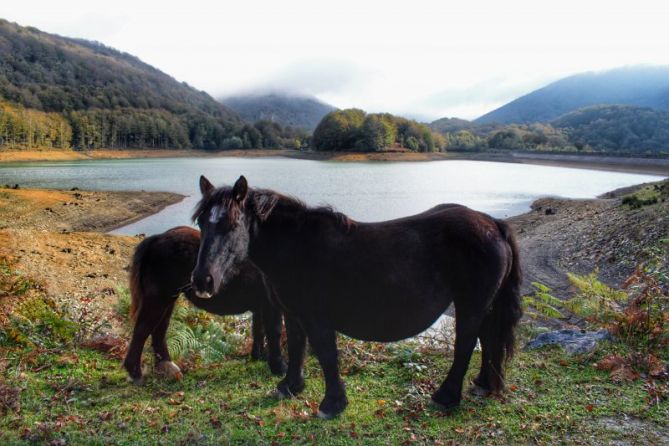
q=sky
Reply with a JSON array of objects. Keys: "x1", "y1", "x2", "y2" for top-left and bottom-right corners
[{"x1": 2, "y1": 0, "x2": 669, "y2": 120}]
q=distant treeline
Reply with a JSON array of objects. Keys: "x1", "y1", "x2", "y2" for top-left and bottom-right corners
[
  {"x1": 0, "y1": 100, "x2": 308, "y2": 150},
  {"x1": 311, "y1": 105, "x2": 669, "y2": 155},
  {"x1": 430, "y1": 105, "x2": 669, "y2": 154},
  {"x1": 312, "y1": 109, "x2": 445, "y2": 152}
]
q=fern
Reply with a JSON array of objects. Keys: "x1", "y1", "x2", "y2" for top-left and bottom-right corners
[
  {"x1": 522, "y1": 282, "x2": 564, "y2": 320},
  {"x1": 165, "y1": 299, "x2": 243, "y2": 363},
  {"x1": 114, "y1": 287, "x2": 247, "y2": 364},
  {"x1": 565, "y1": 272, "x2": 628, "y2": 324}
]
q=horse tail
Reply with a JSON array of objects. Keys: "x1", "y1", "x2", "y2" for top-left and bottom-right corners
[
  {"x1": 483, "y1": 219, "x2": 523, "y2": 392},
  {"x1": 129, "y1": 235, "x2": 156, "y2": 321}
]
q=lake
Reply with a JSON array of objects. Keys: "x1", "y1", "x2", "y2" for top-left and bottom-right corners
[{"x1": 0, "y1": 157, "x2": 663, "y2": 235}]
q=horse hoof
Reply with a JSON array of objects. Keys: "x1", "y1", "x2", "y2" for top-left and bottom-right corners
[
  {"x1": 316, "y1": 410, "x2": 337, "y2": 420},
  {"x1": 317, "y1": 396, "x2": 347, "y2": 419},
  {"x1": 430, "y1": 395, "x2": 460, "y2": 412},
  {"x1": 269, "y1": 359, "x2": 287, "y2": 376},
  {"x1": 470, "y1": 384, "x2": 491, "y2": 397},
  {"x1": 275, "y1": 378, "x2": 305, "y2": 399},
  {"x1": 155, "y1": 361, "x2": 183, "y2": 381},
  {"x1": 270, "y1": 388, "x2": 291, "y2": 400},
  {"x1": 128, "y1": 375, "x2": 144, "y2": 386}
]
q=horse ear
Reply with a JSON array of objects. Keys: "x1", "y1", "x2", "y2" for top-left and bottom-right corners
[
  {"x1": 232, "y1": 176, "x2": 248, "y2": 203},
  {"x1": 199, "y1": 175, "x2": 214, "y2": 196}
]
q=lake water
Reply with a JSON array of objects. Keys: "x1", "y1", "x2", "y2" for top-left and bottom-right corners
[{"x1": 0, "y1": 157, "x2": 663, "y2": 236}]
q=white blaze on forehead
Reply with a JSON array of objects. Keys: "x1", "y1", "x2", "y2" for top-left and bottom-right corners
[{"x1": 208, "y1": 205, "x2": 226, "y2": 223}]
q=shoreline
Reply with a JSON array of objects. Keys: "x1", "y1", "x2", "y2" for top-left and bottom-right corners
[
  {"x1": 0, "y1": 187, "x2": 185, "y2": 233},
  {"x1": 1, "y1": 148, "x2": 668, "y2": 176}
]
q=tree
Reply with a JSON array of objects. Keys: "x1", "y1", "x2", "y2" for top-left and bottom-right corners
[{"x1": 358, "y1": 115, "x2": 396, "y2": 151}]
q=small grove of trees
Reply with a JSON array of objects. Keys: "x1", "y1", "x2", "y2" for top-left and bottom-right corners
[{"x1": 312, "y1": 109, "x2": 444, "y2": 152}]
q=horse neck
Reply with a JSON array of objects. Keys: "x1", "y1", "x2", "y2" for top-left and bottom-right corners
[{"x1": 249, "y1": 199, "x2": 336, "y2": 274}]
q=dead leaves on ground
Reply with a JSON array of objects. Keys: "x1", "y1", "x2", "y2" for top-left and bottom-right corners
[{"x1": 81, "y1": 334, "x2": 126, "y2": 360}]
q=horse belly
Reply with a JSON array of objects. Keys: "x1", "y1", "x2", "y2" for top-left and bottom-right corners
[{"x1": 333, "y1": 297, "x2": 450, "y2": 342}]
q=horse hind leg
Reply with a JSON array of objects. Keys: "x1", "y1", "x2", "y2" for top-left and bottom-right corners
[
  {"x1": 431, "y1": 310, "x2": 484, "y2": 410},
  {"x1": 472, "y1": 312, "x2": 503, "y2": 396},
  {"x1": 122, "y1": 299, "x2": 175, "y2": 384},
  {"x1": 151, "y1": 299, "x2": 183, "y2": 381}
]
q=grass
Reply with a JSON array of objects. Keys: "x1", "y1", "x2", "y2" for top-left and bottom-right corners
[
  {"x1": 1, "y1": 264, "x2": 667, "y2": 445},
  {"x1": 0, "y1": 330, "x2": 667, "y2": 445},
  {"x1": 622, "y1": 182, "x2": 669, "y2": 209}
]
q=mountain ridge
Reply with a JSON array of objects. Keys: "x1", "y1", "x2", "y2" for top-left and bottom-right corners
[
  {"x1": 474, "y1": 66, "x2": 669, "y2": 124},
  {"x1": 221, "y1": 93, "x2": 337, "y2": 131}
]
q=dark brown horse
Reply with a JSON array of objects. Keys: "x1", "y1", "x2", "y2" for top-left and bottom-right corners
[
  {"x1": 191, "y1": 176, "x2": 522, "y2": 419},
  {"x1": 122, "y1": 226, "x2": 286, "y2": 384}
]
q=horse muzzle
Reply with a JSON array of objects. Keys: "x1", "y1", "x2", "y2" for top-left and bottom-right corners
[
  {"x1": 194, "y1": 290, "x2": 213, "y2": 299},
  {"x1": 191, "y1": 271, "x2": 216, "y2": 299}
]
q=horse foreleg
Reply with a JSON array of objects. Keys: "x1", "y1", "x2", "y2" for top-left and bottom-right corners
[
  {"x1": 275, "y1": 315, "x2": 306, "y2": 398},
  {"x1": 432, "y1": 312, "x2": 483, "y2": 410},
  {"x1": 304, "y1": 325, "x2": 347, "y2": 419},
  {"x1": 262, "y1": 303, "x2": 287, "y2": 376},
  {"x1": 151, "y1": 300, "x2": 182, "y2": 381},
  {"x1": 250, "y1": 311, "x2": 266, "y2": 361}
]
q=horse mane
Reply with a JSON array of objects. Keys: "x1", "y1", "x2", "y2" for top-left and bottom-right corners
[
  {"x1": 251, "y1": 189, "x2": 356, "y2": 231},
  {"x1": 192, "y1": 186, "x2": 356, "y2": 231}
]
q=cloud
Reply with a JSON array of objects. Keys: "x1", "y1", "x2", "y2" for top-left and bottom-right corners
[
  {"x1": 226, "y1": 58, "x2": 379, "y2": 99},
  {"x1": 406, "y1": 76, "x2": 559, "y2": 120}
]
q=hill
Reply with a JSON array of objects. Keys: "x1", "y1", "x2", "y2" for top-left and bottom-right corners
[
  {"x1": 0, "y1": 20, "x2": 238, "y2": 118},
  {"x1": 475, "y1": 66, "x2": 669, "y2": 124},
  {"x1": 427, "y1": 117, "x2": 473, "y2": 133},
  {"x1": 552, "y1": 105, "x2": 669, "y2": 153},
  {"x1": 0, "y1": 20, "x2": 305, "y2": 151},
  {"x1": 221, "y1": 93, "x2": 336, "y2": 131}
]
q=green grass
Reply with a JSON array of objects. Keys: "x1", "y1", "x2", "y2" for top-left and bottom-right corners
[
  {"x1": 2, "y1": 267, "x2": 666, "y2": 444},
  {"x1": 622, "y1": 182, "x2": 669, "y2": 209},
  {"x1": 1, "y1": 332, "x2": 666, "y2": 445}
]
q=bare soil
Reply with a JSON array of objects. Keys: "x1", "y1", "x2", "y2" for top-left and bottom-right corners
[
  {"x1": 0, "y1": 187, "x2": 183, "y2": 232},
  {"x1": 0, "y1": 187, "x2": 183, "y2": 333},
  {"x1": 509, "y1": 179, "x2": 669, "y2": 297}
]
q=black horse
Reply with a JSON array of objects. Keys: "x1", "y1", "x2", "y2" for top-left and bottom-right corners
[
  {"x1": 122, "y1": 226, "x2": 286, "y2": 384},
  {"x1": 191, "y1": 176, "x2": 522, "y2": 419}
]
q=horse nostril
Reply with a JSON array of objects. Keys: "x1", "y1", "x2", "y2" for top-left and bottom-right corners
[{"x1": 205, "y1": 275, "x2": 214, "y2": 293}]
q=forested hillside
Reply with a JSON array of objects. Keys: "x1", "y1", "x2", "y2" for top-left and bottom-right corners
[
  {"x1": 552, "y1": 105, "x2": 669, "y2": 153},
  {"x1": 0, "y1": 20, "x2": 304, "y2": 150},
  {"x1": 428, "y1": 105, "x2": 669, "y2": 154},
  {"x1": 475, "y1": 66, "x2": 669, "y2": 124},
  {"x1": 222, "y1": 94, "x2": 336, "y2": 131}
]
